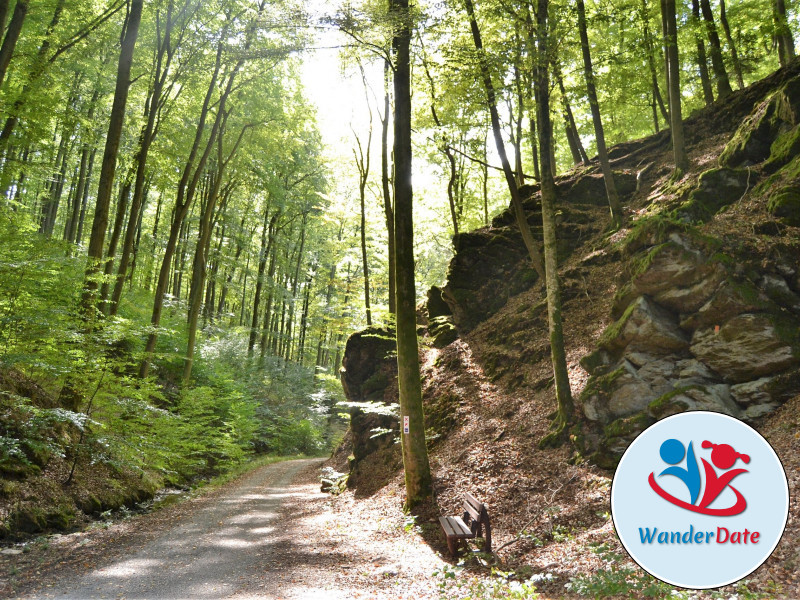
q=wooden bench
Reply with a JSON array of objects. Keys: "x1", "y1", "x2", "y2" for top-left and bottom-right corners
[{"x1": 438, "y1": 492, "x2": 492, "y2": 556}]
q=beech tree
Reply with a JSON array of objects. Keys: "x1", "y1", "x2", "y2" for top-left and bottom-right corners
[
  {"x1": 391, "y1": 0, "x2": 432, "y2": 509},
  {"x1": 536, "y1": 0, "x2": 574, "y2": 445}
]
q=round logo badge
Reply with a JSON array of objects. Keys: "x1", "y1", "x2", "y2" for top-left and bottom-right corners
[{"x1": 611, "y1": 411, "x2": 789, "y2": 589}]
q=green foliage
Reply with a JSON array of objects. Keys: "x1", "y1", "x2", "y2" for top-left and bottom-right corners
[
  {"x1": 433, "y1": 565, "x2": 542, "y2": 599},
  {"x1": 0, "y1": 207, "x2": 334, "y2": 506},
  {"x1": 565, "y1": 543, "x2": 676, "y2": 598}
]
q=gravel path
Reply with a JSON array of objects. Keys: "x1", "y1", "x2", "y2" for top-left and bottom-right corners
[{"x1": 24, "y1": 458, "x2": 324, "y2": 600}]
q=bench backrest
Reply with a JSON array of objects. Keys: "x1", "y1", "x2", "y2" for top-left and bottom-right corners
[
  {"x1": 461, "y1": 492, "x2": 492, "y2": 551},
  {"x1": 462, "y1": 492, "x2": 487, "y2": 524}
]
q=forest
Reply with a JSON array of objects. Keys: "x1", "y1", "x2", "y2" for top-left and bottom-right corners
[{"x1": 1, "y1": 0, "x2": 800, "y2": 596}]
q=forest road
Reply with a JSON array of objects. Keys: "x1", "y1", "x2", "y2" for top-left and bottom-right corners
[{"x1": 26, "y1": 458, "x2": 325, "y2": 600}]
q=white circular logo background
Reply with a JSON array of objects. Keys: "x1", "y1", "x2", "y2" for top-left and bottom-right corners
[{"x1": 611, "y1": 411, "x2": 789, "y2": 589}]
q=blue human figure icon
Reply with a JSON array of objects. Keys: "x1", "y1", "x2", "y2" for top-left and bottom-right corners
[{"x1": 658, "y1": 439, "x2": 701, "y2": 505}]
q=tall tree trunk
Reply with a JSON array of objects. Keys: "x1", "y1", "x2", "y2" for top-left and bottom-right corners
[
  {"x1": 0, "y1": 0, "x2": 29, "y2": 89},
  {"x1": 536, "y1": 0, "x2": 574, "y2": 446},
  {"x1": 699, "y1": 0, "x2": 732, "y2": 98},
  {"x1": 774, "y1": 0, "x2": 795, "y2": 67},
  {"x1": 140, "y1": 40, "x2": 225, "y2": 378},
  {"x1": 691, "y1": 0, "x2": 714, "y2": 105},
  {"x1": 259, "y1": 242, "x2": 279, "y2": 360},
  {"x1": 100, "y1": 179, "x2": 132, "y2": 313},
  {"x1": 718, "y1": 0, "x2": 744, "y2": 88},
  {"x1": 513, "y1": 58, "x2": 525, "y2": 186},
  {"x1": 75, "y1": 148, "x2": 96, "y2": 245},
  {"x1": 297, "y1": 271, "x2": 313, "y2": 366},
  {"x1": 391, "y1": 0, "x2": 432, "y2": 510},
  {"x1": 82, "y1": 0, "x2": 143, "y2": 316},
  {"x1": 662, "y1": 0, "x2": 689, "y2": 173},
  {"x1": 284, "y1": 214, "x2": 307, "y2": 361},
  {"x1": 380, "y1": 60, "x2": 396, "y2": 314},
  {"x1": 640, "y1": 0, "x2": 670, "y2": 125},
  {"x1": 418, "y1": 44, "x2": 460, "y2": 238},
  {"x1": 482, "y1": 132, "x2": 489, "y2": 225},
  {"x1": 555, "y1": 66, "x2": 588, "y2": 164},
  {"x1": 576, "y1": 0, "x2": 623, "y2": 228},
  {"x1": 463, "y1": 0, "x2": 545, "y2": 280},
  {"x1": 248, "y1": 204, "x2": 277, "y2": 355},
  {"x1": 0, "y1": 0, "x2": 65, "y2": 154},
  {"x1": 111, "y1": 1, "x2": 179, "y2": 316},
  {"x1": 39, "y1": 128, "x2": 70, "y2": 236},
  {"x1": 353, "y1": 112, "x2": 373, "y2": 326},
  {"x1": 528, "y1": 111, "x2": 541, "y2": 180},
  {"x1": 183, "y1": 147, "x2": 240, "y2": 383}
]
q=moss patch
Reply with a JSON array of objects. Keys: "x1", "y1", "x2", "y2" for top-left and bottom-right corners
[
  {"x1": 677, "y1": 168, "x2": 751, "y2": 223},
  {"x1": 766, "y1": 123, "x2": 800, "y2": 173},
  {"x1": 603, "y1": 412, "x2": 653, "y2": 439},
  {"x1": 767, "y1": 186, "x2": 800, "y2": 226},
  {"x1": 648, "y1": 387, "x2": 697, "y2": 419},
  {"x1": 579, "y1": 365, "x2": 627, "y2": 404}
]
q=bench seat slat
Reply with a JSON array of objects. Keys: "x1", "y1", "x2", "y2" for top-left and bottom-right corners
[{"x1": 438, "y1": 516, "x2": 475, "y2": 538}]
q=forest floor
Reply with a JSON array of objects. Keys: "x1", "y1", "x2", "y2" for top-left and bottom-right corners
[{"x1": 1, "y1": 432, "x2": 798, "y2": 599}]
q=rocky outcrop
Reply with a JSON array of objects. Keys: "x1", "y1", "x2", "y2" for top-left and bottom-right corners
[
  {"x1": 719, "y1": 76, "x2": 800, "y2": 167},
  {"x1": 579, "y1": 229, "x2": 800, "y2": 467},
  {"x1": 443, "y1": 172, "x2": 638, "y2": 332},
  {"x1": 442, "y1": 227, "x2": 538, "y2": 332},
  {"x1": 575, "y1": 73, "x2": 800, "y2": 468},
  {"x1": 427, "y1": 286, "x2": 452, "y2": 319},
  {"x1": 339, "y1": 326, "x2": 400, "y2": 488}
]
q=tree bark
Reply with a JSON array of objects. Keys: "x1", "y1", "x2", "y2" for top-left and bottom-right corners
[
  {"x1": 249, "y1": 204, "x2": 277, "y2": 355},
  {"x1": 353, "y1": 112, "x2": 373, "y2": 326},
  {"x1": 99, "y1": 179, "x2": 132, "y2": 312},
  {"x1": 65, "y1": 84, "x2": 100, "y2": 244},
  {"x1": 555, "y1": 66, "x2": 588, "y2": 165},
  {"x1": 0, "y1": 0, "x2": 28, "y2": 89},
  {"x1": 391, "y1": 0, "x2": 432, "y2": 510},
  {"x1": 0, "y1": 0, "x2": 65, "y2": 153},
  {"x1": 640, "y1": 0, "x2": 669, "y2": 126},
  {"x1": 718, "y1": 0, "x2": 744, "y2": 88},
  {"x1": 111, "y1": 0, "x2": 181, "y2": 316},
  {"x1": 140, "y1": 40, "x2": 225, "y2": 378},
  {"x1": 380, "y1": 60, "x2": 396, "y2": 314},
  {"x1": 774, "y1": 0, "x2": 795, "y2": 67},
  {"x1": 576, "y1": 0, "x2": 623, "y2": 228},
  {"x1": 662, "y1": 0, "x2": 689, "y2": 174},
  {"x1": 699, "y1": 0, "x2": 732, "y2": 98},
  {"x1": 691, "y1": 0, "x2": 714, "y2": 105},
  {"x1": 536, "y1": 0, "x2": 574, "y2": 446},
  {"x1": 82, "y1": 0, "x2": 143, "y2": 317}
]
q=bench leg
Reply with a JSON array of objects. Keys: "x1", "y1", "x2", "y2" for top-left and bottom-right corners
[{"x1": 446, "y1": 536, "x2": 458, "y2": 557}]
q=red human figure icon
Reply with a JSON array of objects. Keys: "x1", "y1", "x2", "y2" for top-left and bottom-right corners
[{"x1": 698, "y1": 441, "x2": 750, "y2": 510}]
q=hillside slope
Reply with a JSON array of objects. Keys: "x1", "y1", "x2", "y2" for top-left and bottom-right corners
[{"x1": 336, "y1": 60, "x2": 800, "y2": 597}]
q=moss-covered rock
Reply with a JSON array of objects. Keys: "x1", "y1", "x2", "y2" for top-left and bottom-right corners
[
  {"x1": 767, "y1": 186, "x2": 800, "y2": 226},
  {"x1": 632, "y1": 237, "x2": 725, "y2": 313},
  {"x1": 765, "y1": 123, "x2": 800, "y2": 173},
  {"x1": 679, "y1": 278, "x2": 773, "y2": 331},
  {"x1": 7, "y1": 504, "x2": 47, "y2": 534},
  {"x1": 429, "y1": 316, "x2": 458, "y2": 348},
  {"x1": 720, "y1": 76, "x2": 800, "y2": 167},
  {"x1": 426, "y1": 286, "x2": 452, "y2": 319},
  {"x1": 648, "y1": 387, "x2": 694, "y2": 419},
  {"x1": 677, "y1": 168, "x2": 752, "y2": 222},
  {"x1": 690, "y1": 313, "x2": 799, "y2": 382},
  {"x1": 598, "y1": 296, "x2": 689, "y2": 356},
  {"x1": 589, "y1": 412, "x2": 655, "y2": 469}
]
